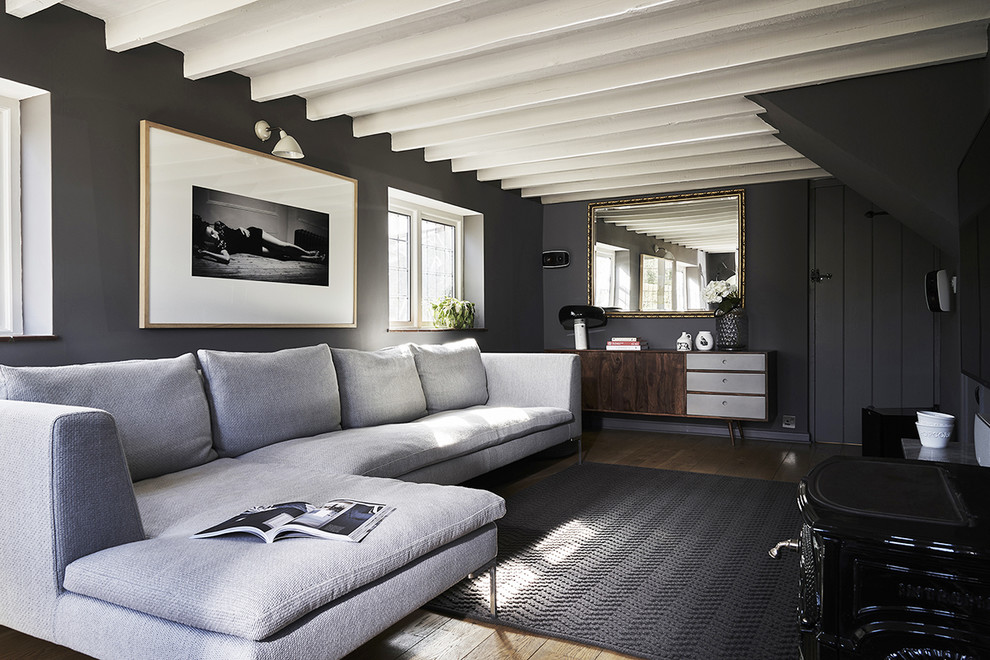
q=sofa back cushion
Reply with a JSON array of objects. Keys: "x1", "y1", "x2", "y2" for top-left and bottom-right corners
[
  {"x1": 197, "y1": 344, "x2": 341, "y2": 457},
  {"x1": 0, "y1": 354, "x2": 215, "y2": 481},
  {"x1": 410, "y1": 338, "x2": 489, "y2": 413},
  {"x1": 332, "y1": 345, "x2": 427, "y2": 428}
]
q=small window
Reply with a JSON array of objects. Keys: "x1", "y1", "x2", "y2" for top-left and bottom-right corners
[
  {"x1": 0, "y1": 78, "x2": 52, "y2": 338},
  {"x1": 0, "y1": 94, "x2": 21, "y2": 334},
  {"x1": 388, "y1": 189, "x2": 481, "y2": 329}
]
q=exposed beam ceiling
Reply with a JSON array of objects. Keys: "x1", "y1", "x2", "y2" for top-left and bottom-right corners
[
  {"x1": 15, "y1": 0, "x2": 989, "y2": 204},
  {"x1": 598, "y1": 193, "x2": 740, "y2": 251}
]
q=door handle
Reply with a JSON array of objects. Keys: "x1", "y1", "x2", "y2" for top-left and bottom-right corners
[{"x1": 810, "y1": 268, "x2": 832, "y2": 283}]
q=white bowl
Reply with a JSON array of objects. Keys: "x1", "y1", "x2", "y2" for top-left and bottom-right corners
[
  {"x1": 916, "y1": 421, "x2": 951, "y2": 448},
  {"x1": 916, "y1": 418, "x2": 955, "y2": 430},
  {"x1": 917, "y1": 410, "x2": 954, "y2": 423}
]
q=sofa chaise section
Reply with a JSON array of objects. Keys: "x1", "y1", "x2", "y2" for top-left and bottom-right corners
[{"x1": 0, "y1": 340, "x2": 581, "y2": 659}]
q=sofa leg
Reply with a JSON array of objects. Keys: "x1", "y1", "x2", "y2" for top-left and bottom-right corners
[
  {"x1": 488, "y1": 563, "x2": 497, "y2": 619},
  {"x1": 577, "y1": 436, "x2": 583, "y2": 465},
  {"x1": 469, "y1": 559, "x2": 498, "y2": 619}
]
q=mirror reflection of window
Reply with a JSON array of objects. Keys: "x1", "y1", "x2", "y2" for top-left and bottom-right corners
[
  {"x1": 595, "y1": 243, "x2": 631, "y2": 309},
  {"x1": 589, "y1": 190, "x2": 742, "y2": 316},
  {"x1": 640, "y1": 254, "x2": 674, "y2": 311},
  {"x1": 684, "y1": 264, "x2": 702, "y2": 308},
  {"x1": 594, "y1": 248, "x2": 614, "y2": 307}
]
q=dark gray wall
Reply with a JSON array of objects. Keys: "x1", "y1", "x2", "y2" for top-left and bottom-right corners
[
  {"x1": 810, "y1": 182, "x2": 941, "y2": 446},
  {"x1": 0, "y1": 6, "x2": 544, "y2": 366},
  {"x1": 753, "y1": 58, "x2": 990, "y2": 257},
  {"x1": 755, "y1": 53, "x2": 990, "y2": 444},
  {"x1": 543, "y1": 180, "x2": 810, "y2": 437}
]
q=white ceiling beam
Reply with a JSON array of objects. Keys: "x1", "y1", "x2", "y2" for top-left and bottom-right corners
[
  {"x1": 499, "y1": 145, "x2": 803, "y2": 190},
  {"x1": 5, "y1": 0, "x2": 59, "y2": 18},
  {"x1": 521, "y1": 158, "x2": 819, "y2": 197},
  {"x1": 389, "y1": 96, "x2": 764, "y2": 149},
  {"x1": 103, "y1": 0, "x2": 263, "y2": 52},
  {"x1": 476, "y1": 134, "x2": 789, "y2": 181},
  {"x1": 249, "y1": 0, "x2": 693, "y2": 102},
  {"x1": 424, "y1": 107, "x2": 764, "y2": 161},
  {"x1": 304, "y1": 0, "x2": 874, "y2": 117},
  {"x1": 182, "y1": 0, "x2": 470, "y2": 80},
  {"x1": 350, "y1": 22, "x2": 988, "y2": 135},
  {"x1": 617, "y1": 220, "x2": 739, "y2": 232},
  {"x1": 448, "y1": 116, "x2": 777, "y2": 171},
  {"x1": 540, "y1": 169, "x2": 830, "y2": 204}
]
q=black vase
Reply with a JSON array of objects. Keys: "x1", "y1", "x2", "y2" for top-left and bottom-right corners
[{"x1": 715, "y1": 308, "x2": 747, "y2": 350}]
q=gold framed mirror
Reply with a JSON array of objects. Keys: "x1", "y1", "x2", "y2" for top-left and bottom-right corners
[{"x1": 587, "y1": 189, "x2": 744, "y2": 318}]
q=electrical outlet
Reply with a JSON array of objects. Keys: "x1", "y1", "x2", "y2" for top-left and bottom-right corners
[{"x1": 782, "y1": 415, "x2": 796, "y2": 429}]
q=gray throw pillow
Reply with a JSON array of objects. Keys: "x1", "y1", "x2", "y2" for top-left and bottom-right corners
[
  {"x1": 197, "y1": 344, "x2": 341, "y2": 457},
  {"x1": 411, "y1": 338, "x2": 489, "y2": 413},
  {"x1": 0, "y1": 354, "x2": 215, "y2": 481},
  {"x1": 332, "y1": 345, "x2": 428, "y2": 428}
]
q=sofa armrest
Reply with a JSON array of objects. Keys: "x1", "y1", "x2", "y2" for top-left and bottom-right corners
[
  {"x1": 481, "y1": 352, "x2": 581, "y2": 438},
  {"x1": 0, "y1": 400, "x2": 144, "y2": 641}
]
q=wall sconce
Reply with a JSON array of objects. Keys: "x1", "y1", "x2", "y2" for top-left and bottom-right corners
[{"x1": 254, "y1": 120, "x2": 304, "y2": 159}]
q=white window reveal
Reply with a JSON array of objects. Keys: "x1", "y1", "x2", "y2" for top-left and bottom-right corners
[
  {"x1": 0, "y1": 94, "x2": 22, "y2": 335},
  {"x1": 0, "y1": 77, "x2": 51, "y2": 338},
  {"x1": 387, "y1": 188, "x2": 483, "y2": 330}
]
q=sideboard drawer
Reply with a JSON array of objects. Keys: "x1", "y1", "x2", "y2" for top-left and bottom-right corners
[
  {"x1": 686, "y1": 352, "x2": 766, "y2": 372},
  {"x1": 686, "y1": 393, "x2": 768, "y2": 420},
  {"x1": 686, "y1": 371, "x2": 766, "y2": 395}
]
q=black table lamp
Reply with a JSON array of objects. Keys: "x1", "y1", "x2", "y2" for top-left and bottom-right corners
[{"x1": 558, "y1": 305, "x2": 607, "y2": 350}]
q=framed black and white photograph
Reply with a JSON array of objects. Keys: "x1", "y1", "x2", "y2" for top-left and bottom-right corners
[{"x1": 140, "y1": 121, "x2": 356, "y2": 328}]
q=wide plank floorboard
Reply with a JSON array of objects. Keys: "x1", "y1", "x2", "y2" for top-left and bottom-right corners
[{"x1": 2, "y1": 430, "x2": 853, "y2": 660}]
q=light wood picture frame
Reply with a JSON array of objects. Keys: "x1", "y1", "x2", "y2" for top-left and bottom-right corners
[{"x1": 139, "y1": 121, "x2": 357, "y2": 328}]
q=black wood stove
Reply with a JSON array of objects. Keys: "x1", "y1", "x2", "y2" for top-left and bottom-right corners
[{"x1": 792, "y1": 456, "x2": 990, "y2": 659}]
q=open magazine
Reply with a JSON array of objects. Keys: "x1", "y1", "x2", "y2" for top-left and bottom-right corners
[{"x1": 191, "y1": 499, "x2": 395, "y2": 543}]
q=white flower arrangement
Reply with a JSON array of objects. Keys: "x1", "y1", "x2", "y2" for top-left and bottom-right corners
[{"x1": 702, "y1": 276, "x2": 741, "y2": 315}]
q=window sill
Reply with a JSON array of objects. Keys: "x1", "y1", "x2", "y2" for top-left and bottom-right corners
[
  {"x1": 387, "y1": 327, "x2": 487, "y2": 333},
  {"x1": 0, "y1": 334, "x2": 59, "y2": 342}
]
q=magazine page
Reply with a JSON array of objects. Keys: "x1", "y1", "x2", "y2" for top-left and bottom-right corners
[
  {"x1": 276, "y1": 499, "x2": 395, "y2": 543},
  {"x1": 191, "y1": 501, "x2": 315, "y2": 542}
]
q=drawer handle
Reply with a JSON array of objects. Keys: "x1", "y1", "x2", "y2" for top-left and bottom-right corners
[
  {"x1": 721, "y1": 400, "x2": 728, "y2": 406},
  {"x1": 721, "y1": 358, "x2": 727, "y2": 364},
  {"x1": 722, "y1": 378, "x2": 728, "y2": 384}
]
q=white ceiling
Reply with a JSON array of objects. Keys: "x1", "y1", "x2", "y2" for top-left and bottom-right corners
[{"x1": 9, "y1": 0, "x2": 989, "y2": 204}]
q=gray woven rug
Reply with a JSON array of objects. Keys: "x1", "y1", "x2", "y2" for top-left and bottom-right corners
[{"x1": 428, "y1": 463, "x2": 802, "y2": 659}]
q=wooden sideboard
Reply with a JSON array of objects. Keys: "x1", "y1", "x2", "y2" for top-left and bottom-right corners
[{"x1": 555, "y1": 349, "x2": 775, "y2": 443}]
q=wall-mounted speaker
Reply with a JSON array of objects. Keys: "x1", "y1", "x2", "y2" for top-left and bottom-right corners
[
  {"x1": 925, "y1": 269, "x2": 951, "y2": 312},
  {"x1": 542, "y1": 250, "x2": 569, "y2": 268}
]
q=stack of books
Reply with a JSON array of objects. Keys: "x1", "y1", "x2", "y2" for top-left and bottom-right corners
[{"x1": 606, "y1": 337, "x2": 649, "y2": 351}]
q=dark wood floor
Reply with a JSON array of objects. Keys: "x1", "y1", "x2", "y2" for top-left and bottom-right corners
[{"x1": 0, "y1": 430, "x2": 857, "y2": 660}]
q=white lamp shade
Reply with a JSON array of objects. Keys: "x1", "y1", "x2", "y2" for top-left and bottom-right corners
[{"x1": 272, "y1": 130, "x2": 304, "y2": 159}]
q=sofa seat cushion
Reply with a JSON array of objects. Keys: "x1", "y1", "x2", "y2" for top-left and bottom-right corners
[
  {"x1": 197, "y1": 344, "x2": 341, "y2": 458},
  {"x1": 235, "y1": 406, "x2": 574, "y2": 479},
  {"x1": 0, "y1": 354, "x2": 214, "y2": 481},
  {"x1": 450, "y1": 405, "x2": 574, "y2": 444},
  {"x1": 66, "y1": 471, "x2": 504, "y2": 641}
]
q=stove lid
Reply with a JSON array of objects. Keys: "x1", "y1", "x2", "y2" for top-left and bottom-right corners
[{"x1": 803, "y1": 458, "x2": 969, "y2": 526}]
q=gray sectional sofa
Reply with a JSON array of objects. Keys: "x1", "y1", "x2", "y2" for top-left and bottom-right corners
[{"x1": 0, "y1": 339, "x2": 580, "y2": 659}]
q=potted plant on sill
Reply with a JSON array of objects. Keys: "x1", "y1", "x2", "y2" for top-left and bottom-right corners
[{"x1": 431, "y1": 296, "x2": 475, "y2": 330}]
